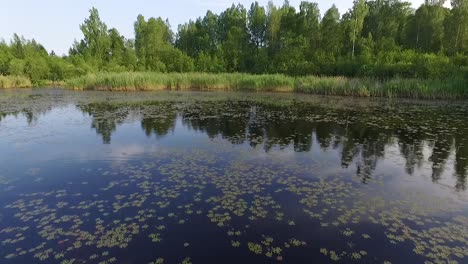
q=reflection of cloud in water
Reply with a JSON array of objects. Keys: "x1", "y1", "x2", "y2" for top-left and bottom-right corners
[
  {"x1": 377, "y1": 143, "x2": 468, "y2": 203},
  {"x1": 72, "y1": 144, "x2": 160, "y2": 165}
]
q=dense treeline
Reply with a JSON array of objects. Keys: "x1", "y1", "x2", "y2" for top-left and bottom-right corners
[{"x1": 1, "y1": 0, "x2": 468, "y2": 84}]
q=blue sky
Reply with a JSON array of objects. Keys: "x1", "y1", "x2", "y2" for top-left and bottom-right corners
[{"x1": 2, "y1": 0, "x2": 426, "y2": 55}]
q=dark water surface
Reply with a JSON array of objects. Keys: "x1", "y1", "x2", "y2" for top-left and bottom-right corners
[{"x1": 0, "y1": 89, "x2": 467, "y2": 264}]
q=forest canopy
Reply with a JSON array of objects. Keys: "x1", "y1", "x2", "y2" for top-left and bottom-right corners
[{"x1": 1, "y1": 0, "x2": 467, "y2": 83}]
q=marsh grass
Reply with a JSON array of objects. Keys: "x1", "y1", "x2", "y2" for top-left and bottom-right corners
[
  {"x1": 65, "y1": 72, "x2": 295, "y2": 92},
  {"x1": 0, "y1": 75, "x2": 32, "y2": 89},
  {"x1": 65, "y1": 72, "x2": 468, "y2": 99},
  {"x1": 295, "y1": 76, "x2": 468, "y2": 99},
  {"x1": 29, "y1": 72, "x2": 468, "y2": 99}
]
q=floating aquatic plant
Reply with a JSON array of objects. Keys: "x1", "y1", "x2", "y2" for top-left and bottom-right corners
[
  {"x1": 231, "y1": 240, "x2": 241, "y2": 247},
  {"x1": 248, "y1": 242, "x2": 263, "y2": 254}
]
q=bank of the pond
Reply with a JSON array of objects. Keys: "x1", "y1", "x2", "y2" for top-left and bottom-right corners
[
  {"x1": 2, "y1": 73, "x2": 467, "y2": 99},
  {"x1": 0, "y1": 75, "x2": 32, "y2": 89},
  {"x1": 64, "y1": 72, "x2": 467, "y2": 99}
]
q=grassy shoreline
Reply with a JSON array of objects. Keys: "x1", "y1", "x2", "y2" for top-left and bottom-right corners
[
  {"x1": 0, "y1": 75, "x2": 32, "y2": 89},
  {"x1": 65, "y1": 72, "x2": 467, "y2": 99},
  {"x1": 2, "y1": 72, "x2": 467, "y2": 99}
]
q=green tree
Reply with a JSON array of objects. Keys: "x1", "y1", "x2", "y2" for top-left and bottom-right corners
[
  {"x1": 176, "y1": 11, "x2": 220, "y2": 59},
  {"x1": 10, "y1": 34, "x2": 25, "y2": 58},
  {"x1": 298, "y1": 1, "x2": 321, "y2": 57},
  {"x1": 24, "y1": 54, "x2": 49, "y2": 83},
  {"x1": 406, "y1": 1, "x2": 448, "y2": 52},
  {"x1": 218, "y1": 4, "x2": 249, "y2": 72},
  {"x1": 72, "y1": 7, "x2": 111, "y2": 68},
  {"x1": 121, "y1": 39, "x2": 137, "y2": 70},
  {"x1": 159, "y1": 47, "x2": 194, "y2": 72},
  {"x1": 444, "y1": 0, "x2": 468, "y2": 54},
  {"x1": 0, "y1": 41, "x2": 13, "y2": 75},
  {"x1": 134, "y1": 14, "x2": 194, "y2": 72},
  {"x1": 363, "y1": 0, "x2": 411, "y2": 52},
  {"x1": 134, "y1": 15, "x2": 174, "y2": 71},
  {"x1": 48, "y1": 55, "x2": 78, "y2": 81},
  {"x1": 345, "y1": 0, "x2": 369, "y2": 58},
  {"x1": 248, "y1": 2, "x2": 267, "y2": 50},
  {"x1": 176, "y1": 21, "x2": 199, "y2": 57},
  {"x1": 195, "y1": 52, "x2": 225, "y2": 72},
  {"x1": 320, "y1": 5, "x2": 343, "y2": 57},
  {"x1": 8, "y1": 58, "x2": 25, "y2": 76},
  {"x1": 108, "y1": 28, "x2": 125, "y2": 65},
  {"x1": 266, "y1": 1, "x2": 283, "y2": 63},
  {"x1": 134, "y1": 14, "x2": 148, "y2": 69}
]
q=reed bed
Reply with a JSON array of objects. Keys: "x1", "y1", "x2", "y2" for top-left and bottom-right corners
[
  {"x1": 0, "y1": 75, "x2": 32, "y2": 89},
  {"x1": 11, "y1": 72, "x2": 466, "y2": 99},
  {"x1": 65, "y1": 72, "x2": 295, "y2": 92}
]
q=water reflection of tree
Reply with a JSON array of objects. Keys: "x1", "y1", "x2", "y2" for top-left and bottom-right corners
[
  {"x1": 429, "y1": 136, "x2": 453, "y2": 183},
  {"x1": 0, "y1": 109, "x2": 46, "y2": 127},
  {"x1": 454, "y1": 135, "x2": 468, "y2": 190},
  {"x1": 79, "y1": 103, "x2": 130, "y2": 144},
  {"x1": 182, "y1": 102, "x2": 250, "y2": 144},
  {"x1": 398, "y1": 133, "x2": 425, "y2": 175},
  {"x1": 141, "y1": 114, "x2": 177, "y2": 138},
  {"x1": 90, "y1": 117, "x2": 119, "y2": 144},
  {"x1": 0, "y1": 93, "x2": 67, "y2": 126},
  {"x1": 0, "y1": 112, "x2": 10, "y2": 124},
  {"x1": 77, "y1": 101, "x2": 468, "y2": 190}
]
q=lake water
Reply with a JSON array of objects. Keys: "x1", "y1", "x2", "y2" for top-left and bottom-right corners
[{"x1": 0, "y1": 89, "x2": 467, "y2": 264}]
